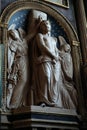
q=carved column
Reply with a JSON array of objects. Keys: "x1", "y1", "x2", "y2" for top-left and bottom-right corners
[
  {"x1": 74, "y1": 0, "x2": 87, "y2": 114},
  {"x1": 75, "y1": 0, "x2": 87, "y2": 63}
]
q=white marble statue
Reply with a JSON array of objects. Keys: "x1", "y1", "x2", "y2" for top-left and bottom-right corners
[
  {"x1": 59, "y1": 36, "x2": 77, "y2": 108},
  {"x1": 7, "y1": 27, "x2": 29, "y2": 109},
  {"x1": 7, "y1": 10, "x2": 77, "y2": 110},
  {"x1": 32, "y1": 20, "x2": 77, "y2": 109}
]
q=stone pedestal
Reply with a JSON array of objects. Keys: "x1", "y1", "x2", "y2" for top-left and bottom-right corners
[{"x1": 1, "y1": 106, "x2": 80, "y2": 130}]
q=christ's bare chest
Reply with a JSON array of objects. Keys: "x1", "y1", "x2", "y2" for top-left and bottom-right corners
[{"x1": 43, "y1": 37, "x2": 56, "y2": 50}]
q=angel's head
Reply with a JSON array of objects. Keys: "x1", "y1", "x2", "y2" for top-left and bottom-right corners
[
  {"x1": 8, "y1": 29, "x2": 20, "y2": 40},
  {"x1": 8, "y1": 24, "x2": 20, "y2": 40},
  {"x1": 59, "y1": 36, "x2": 71, "y2": 52}
]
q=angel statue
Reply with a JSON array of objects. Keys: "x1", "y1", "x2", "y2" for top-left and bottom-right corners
[{"x1": 7, "y1": 25, "x2": 29, "y2": 109}]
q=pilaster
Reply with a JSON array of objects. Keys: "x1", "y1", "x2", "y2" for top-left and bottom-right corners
[{"x1": 75, "y1": 0, "x2": 87, "y2": 63}]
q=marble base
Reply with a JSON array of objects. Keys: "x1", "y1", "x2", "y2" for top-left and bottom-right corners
[
  {"x1": 0, "y1": 105, "x2": 81, "y2": 129},
  {"x1": 11, "y1": 105, "x2": 80, "y2": 130}
]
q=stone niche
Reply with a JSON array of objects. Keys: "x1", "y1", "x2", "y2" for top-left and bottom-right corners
[{"x1": 0, "y1": 0, "x2": 82, "y2": 130}]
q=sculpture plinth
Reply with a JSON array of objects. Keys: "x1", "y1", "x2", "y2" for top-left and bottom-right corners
[{"x1": 6, "y1": 105, "x2": 79, "y2": 130}]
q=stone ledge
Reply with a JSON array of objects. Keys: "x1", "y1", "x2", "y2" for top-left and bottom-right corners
[
  {"x1": 11, "y1": 105, "x2": 80, "y2": 129},
  {"x1": 12, "y1": 105, "x2": 77, "y2": 116},
  {"x1": 0, "y1": 106, "x2": 80, "y2": 129}
]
